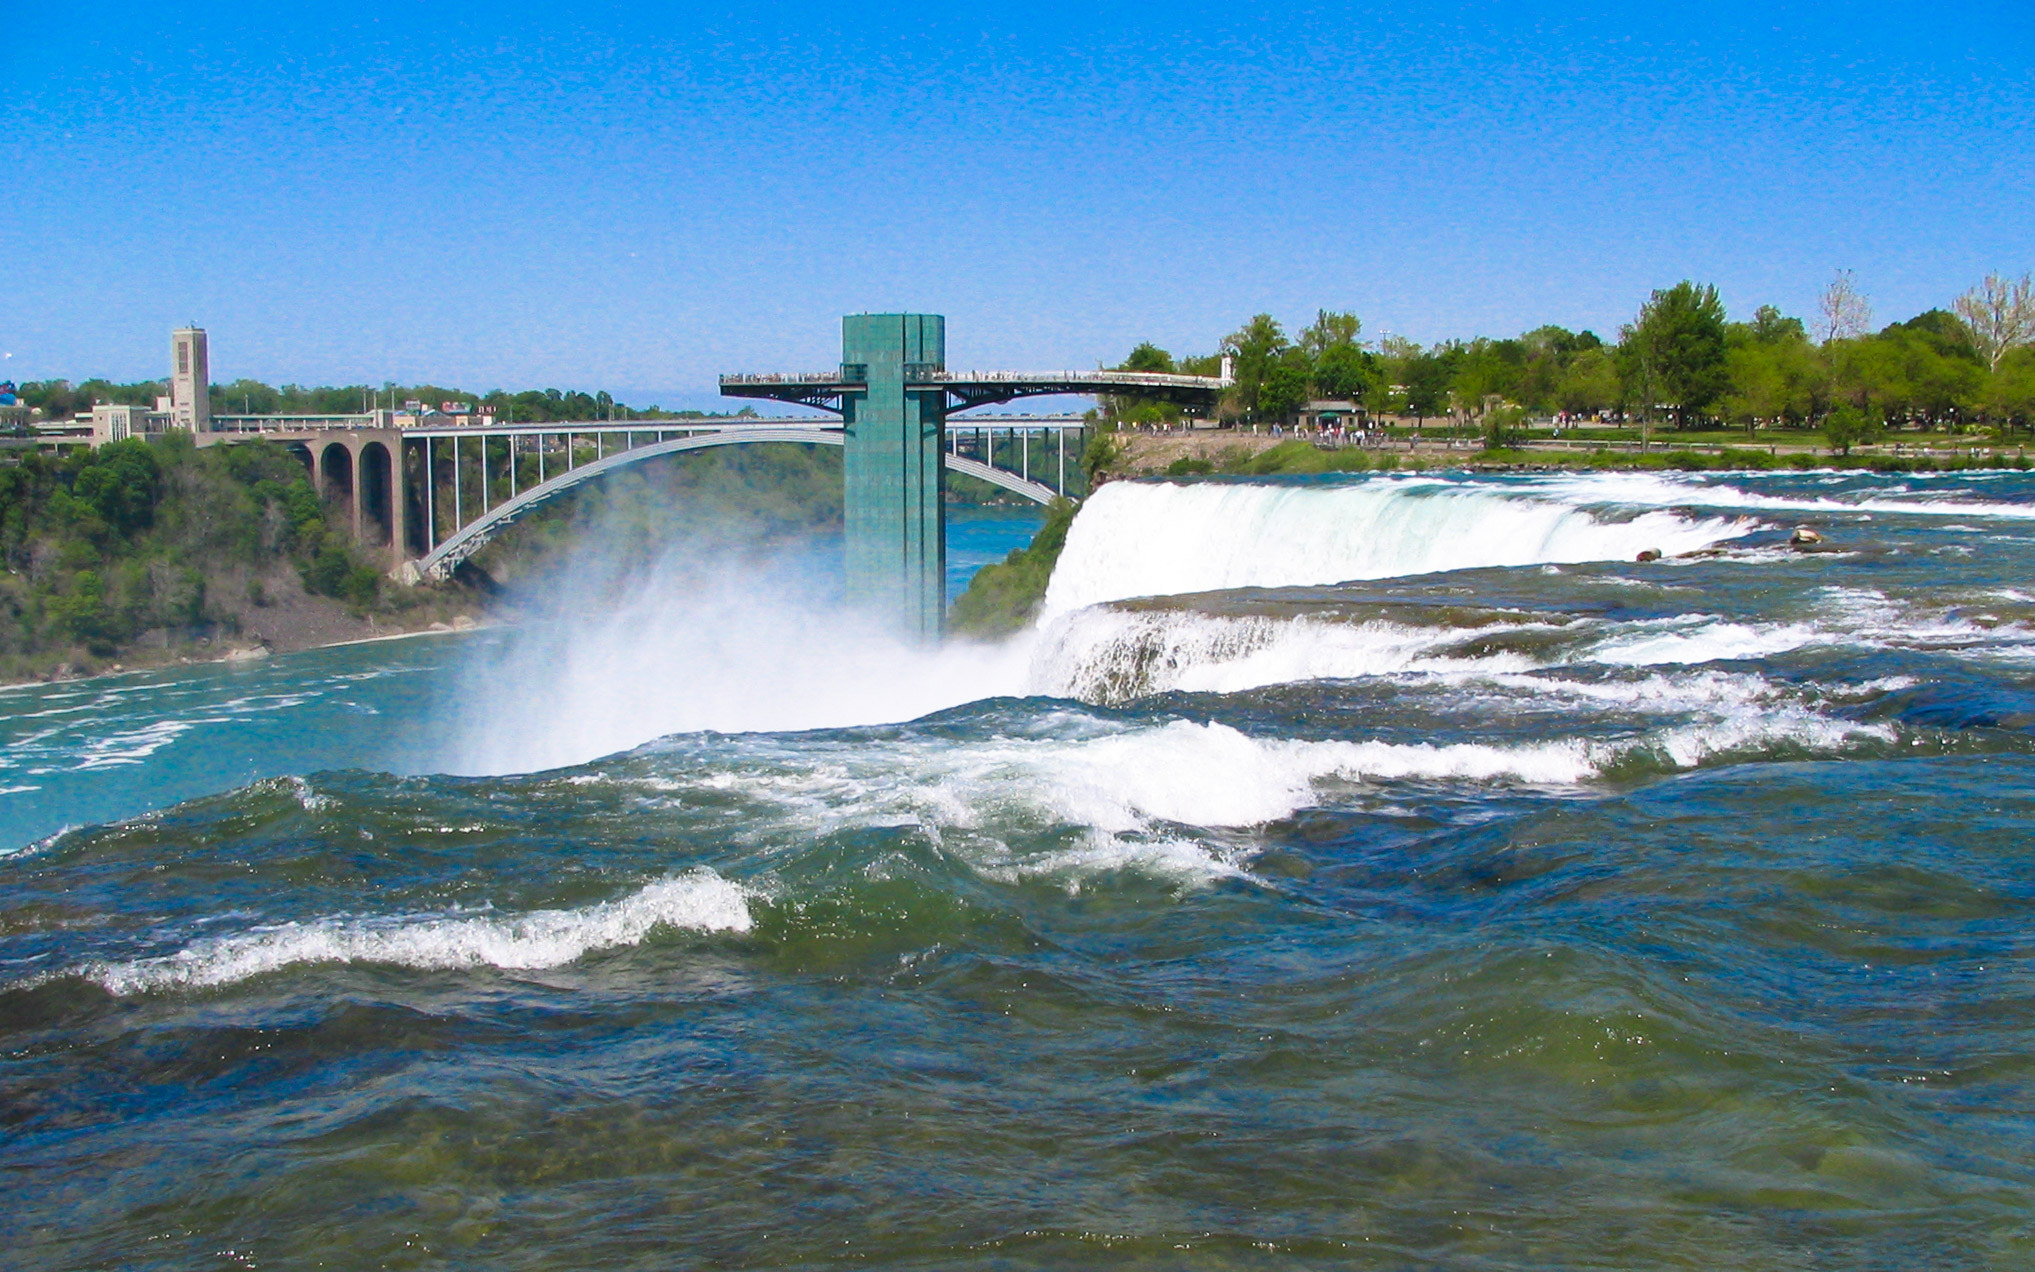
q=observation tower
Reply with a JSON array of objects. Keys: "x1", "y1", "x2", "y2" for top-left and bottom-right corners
[{"x1": 722, "y1": 314, "x2": 1227, "y2": 640}]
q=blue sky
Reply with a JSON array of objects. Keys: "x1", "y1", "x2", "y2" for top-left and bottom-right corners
[{"x1": 5, "y1": 1, "x2": 2031, "y2": 407}]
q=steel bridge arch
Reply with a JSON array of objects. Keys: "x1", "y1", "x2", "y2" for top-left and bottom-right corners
[{"x1": 410, "y1": 427, "x2": 1058, "y2": 581}]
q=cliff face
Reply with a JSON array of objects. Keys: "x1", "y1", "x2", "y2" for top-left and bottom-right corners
[{"x1": 0, "y1": 435, "x2": 479, "y2": 683}]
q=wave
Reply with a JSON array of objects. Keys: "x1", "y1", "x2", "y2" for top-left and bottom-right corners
[
  {"x1": 81, "y1": 870, "x2": 752, "y2": 994},
  {"x1": 1041, "y1": 478, "x2": 1754, "y2": 615},
  {"x1": 656, "y1": 710, "x2": 1894, "y2": 850}
]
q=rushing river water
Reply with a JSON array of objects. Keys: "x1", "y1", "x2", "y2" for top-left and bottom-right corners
[{"x1": 5, "y1": 474, "x2": 2035, "y2": 1269}]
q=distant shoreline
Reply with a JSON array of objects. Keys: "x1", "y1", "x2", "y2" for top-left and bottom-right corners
[{"x1": 0, "y1": 620, "x2": 495, "y2": 694}]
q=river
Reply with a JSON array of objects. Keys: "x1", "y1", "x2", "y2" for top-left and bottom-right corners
[{"x1": 4, "y1": 475, "x2": 2033, "y2": 1269}]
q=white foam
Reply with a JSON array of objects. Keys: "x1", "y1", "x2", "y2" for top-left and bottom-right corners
[
  {"x1": 73, "y1": 719, "x2": 203, "y2": 770},
  {"x1": 1029, "y1": 607, "x2": 1544, "y2": 703},
  {"x1": 1590, "y1": 620, "x2": 1826, "y2": 667},
  {"x1": 1041, "y1": 478, "x2": 1754, "y2": 615},
  {"x1": 83, "y1": 871, "x2": 753, "y2": 994},
  {"x1": 445, "y1": 548, "x2": 1034, "y2": 776},
  {"x1": 1535, "y1": 470, "x2": 2035, "y2": 522},
  {"x1": 979, "y1": 831, "x2": 1252, "y2": 892}
]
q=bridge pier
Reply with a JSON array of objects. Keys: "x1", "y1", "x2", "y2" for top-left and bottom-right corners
[{"x1": 842, "y1": 314, "x2": 948, "y2": 641}]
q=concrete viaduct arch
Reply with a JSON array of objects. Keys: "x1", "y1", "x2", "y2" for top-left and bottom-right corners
[{"x1": 408, "y1": 427, "x2": 1058, "y2": 582}]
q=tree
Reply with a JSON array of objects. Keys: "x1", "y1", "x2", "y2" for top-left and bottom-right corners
[
  {"x1": 1109, "y1": 343, "x2": 1180, "y2": 425},
  {"x1": 1120, "y1": 342, "x2": 1176, "y2": 374},
  {"x1": 1720, "y1": 343, "x2": 1791, "y2": 433},
  {"x1": 1985, "y1": 347, "x2": 2035, "y2": 430},
  {"x1": 1451, "y1": 338, "x2": 1525, "y2": 416},
  {"x1": 1824, "y1": 405, "x2": 1880, "y2": 455},
  {"x1": 1298, "y1": 310, "x2": 1362, "y2": 357},
  {"x1": 71, "y1": 440, "x2": 161, "y2": 538},
  {"x1": 1830, "y1": 336, "x2": 1905, "y2": 417},
  {"x1": 1258, "y1": 350, "x2": 1313, "y2": 421},
  {"x1": 1619, "y1": 281, "x2": 1730, "y2": 428},
  {"x1": 1400, "y1": 347, "x2": 1458, "y2": 422},
  {"x1": 1954, "y1": 272, "x2": 2035, "y2": 372},
  {"x1": 1721, "y1": 308, "x2": 1823, "y2": 431},
  {"x1": 1556, "y1": 347, "x2": 1620, "y2": 416},
  {"x1": 1221, "y1": 314, "x2": 1288, "y2": 413},
  {"x1": 1750, "y1": 305, "x2": 1807, "y2": 345},
  {"x1": 1315, "y1": 343, "x2": 1380, "y2": 402},
  {"x1": 1818, "y1": 269, "x2": 1873, "y2": 345}
]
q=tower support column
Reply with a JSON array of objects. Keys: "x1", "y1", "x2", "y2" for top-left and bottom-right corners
[{"x1": 840, "y1": 313, "x2": 947, "y2": 641}]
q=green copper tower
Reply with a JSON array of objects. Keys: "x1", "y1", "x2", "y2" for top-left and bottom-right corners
[
  {"x1": 840, "y1": 314, "x2": 947, "y2": 641},
  {"x1": 721, "y1": 314, "x2": 1227, "y2": 640}
]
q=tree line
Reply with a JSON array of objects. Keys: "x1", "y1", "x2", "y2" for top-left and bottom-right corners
[
  {"x1": 0, "y1": 436, "x2": 425, "y2": 678},
  {"x1": 4, "y1": 380, "x2": 752, "y2": 427},
  {"x1": 1111, "y1": 271, "x2": 2035, "y2": 439}
]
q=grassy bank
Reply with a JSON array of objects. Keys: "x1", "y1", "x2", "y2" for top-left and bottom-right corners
[
  {"x1": 1118, "y1": 431, "x2": 2033, "y2": 478},
  {"x1": 948, "y1": 498, "x2": 1079, "y2": 638}
]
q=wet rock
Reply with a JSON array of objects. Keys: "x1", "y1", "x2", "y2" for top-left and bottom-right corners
[
  {"x1": 1636, "y1": 549, "x2": 1662, "y2": 562},
  {"x1": 1791, "y1": 526, "x2": 1823, "y2": 548}
]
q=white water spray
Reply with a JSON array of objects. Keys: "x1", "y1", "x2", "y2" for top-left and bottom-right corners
[{"x1": 445, "y1": 535, "x2": 1031, "y2": 776}]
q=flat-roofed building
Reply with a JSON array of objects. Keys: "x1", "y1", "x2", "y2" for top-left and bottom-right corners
[{"x1": 90, "y1": 403, "x2": 169, "y2": 445}]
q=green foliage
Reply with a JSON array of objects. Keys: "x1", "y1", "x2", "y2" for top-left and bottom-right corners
[
  {"x1": 1082, "y1": 428, "x2": 1127, "y2": 481},
  {"x1": 1257, "y1": 351, "x2": 1312, "y2": 421},
  {"x1": 1482, "y1": 406, "x2": 1527, "y2": 450},
  {"x1": 70, "y1": 440, "x2": 161, "y2": 537},
  {"x1": 1986, "y1": 347, "x2": 2035, "y2": 427},
  {"x1": 1619, "y1": 281, "x2": 1730, "y2": 426},
  {"x1": 0, "y1": 435, "x2": 387, "y2": 672},
  {"x1": 1164, "y1": 457, "x2": 1214, "y2": 476},
  {"x1": 1109, "y1": 343, "x2": 1185, "y2": 425},
  {"x1": 949, "y1": 498, "x2": 1080, "y2": 639},
  {"x1": 1228, "y1": 440, "x2": 1371, "y2": 475},
  {"x1": 471, "y1": 442, "x2": 848, "y2": 583},
  {"x1": 1222, "y1": 314, "x2": 1288, "y2": 415},
  {"x1": 1824, "y1": 405, "x2": 1881, "y2": 456}
]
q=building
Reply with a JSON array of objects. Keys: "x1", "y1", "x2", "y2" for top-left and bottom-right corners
[
  {"x1": 1296, "y1": 399, "x2": 1369, "y2": 433},
  {"x1": 90, "y1": 403, "x2": 169, "y2": 445},
  {"x1": 171, "y1": 326, "x2": 210, "y2": 431}
]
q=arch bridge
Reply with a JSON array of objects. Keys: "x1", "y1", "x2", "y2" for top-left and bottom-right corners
[
  {"x1": 222, "y1": 413, "x2": 1089, "y2": 581},
  {"x1": 207, "y1": 313, "x2": 1228, "y2": 638}
]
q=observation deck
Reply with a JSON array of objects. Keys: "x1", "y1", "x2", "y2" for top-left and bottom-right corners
[{"x1": 719, "y1": 367, "x2": 1230, "y2": 414}]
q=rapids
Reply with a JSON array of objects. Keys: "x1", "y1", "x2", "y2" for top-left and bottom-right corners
[{"x1": 5, "y1": 470, "x2": 2035, "y2": 1269}]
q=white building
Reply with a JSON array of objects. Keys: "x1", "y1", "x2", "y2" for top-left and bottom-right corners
[{"x1": 90, "y1": 403, "x2": 164, "y2": 444}]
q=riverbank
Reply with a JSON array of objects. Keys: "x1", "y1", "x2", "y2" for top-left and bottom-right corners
[
  {"x1": 1107, "y1": 429, "x2": 2032, "y2": 477},
  {"x1": 0, "y1": 603, "x2": 489, "y2": 690}
]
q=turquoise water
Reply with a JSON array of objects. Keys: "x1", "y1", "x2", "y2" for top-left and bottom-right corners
[{"x1": 5, "y1": 474, "x2": 2035, "y2": 1269}]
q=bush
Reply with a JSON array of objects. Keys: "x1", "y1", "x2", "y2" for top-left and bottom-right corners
[
  {"x1": 1164, "y1": 457, "x2": 1214, "y2": 476},
  {"x1": 1481, "y1": 407, "x2": 1526, "y2": 450},
  {"x1": 300, "y1": 535, "x2": 355, "y2": 598}
]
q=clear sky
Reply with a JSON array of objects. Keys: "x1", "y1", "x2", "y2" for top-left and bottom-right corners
[{"x1": 5, "y1": 1, "x2": 2031, "y2": 407}]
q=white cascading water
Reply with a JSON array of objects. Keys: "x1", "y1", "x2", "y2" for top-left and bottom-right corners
[
  {"x1": 449, "y1": 473, "x2": 1771, "y2": 770},
  {"x1": 1040, "y1": 477, "x2": 1755, "y2": 616}
]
